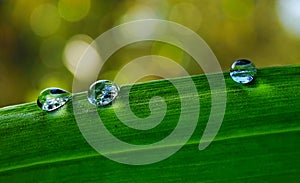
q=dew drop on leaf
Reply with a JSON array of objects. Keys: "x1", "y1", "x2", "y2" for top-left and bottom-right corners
[
  {"x1": 87, "y1": 80, "x2": 120, "y2": 106},
  {"x1": 230, "y1": 59, "x2": 257, "y2": 84},
  {"x1": 37, "y1": 88, "x2": 72, "y2": 111}
]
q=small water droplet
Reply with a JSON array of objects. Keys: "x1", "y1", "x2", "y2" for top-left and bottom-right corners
[
  {"x1": 87, "y1": 80, "x2": 120, "y2": 106},
  {"x1": 230, "y1": 59, "x2": 257, "y2": 84},
  {"x1": 37, "y1": 88, "x2": 71, "y2": 111}
]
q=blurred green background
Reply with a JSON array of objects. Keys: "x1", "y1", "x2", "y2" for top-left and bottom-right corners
[{"x1": 0, "y1": 0, "x2": 300, "y2": 107}]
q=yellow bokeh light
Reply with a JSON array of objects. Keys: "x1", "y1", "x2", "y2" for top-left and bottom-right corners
[
  {"x1": 169, "y1": 3, "x2": 202, "y2": 31},
  {"x1": 63, "y1": 34, "x2": 103, "y2": 91},
  {"x1": 30, "y1": 4, "x2": 61, "y2": 37},
  {"x1": 222, "y1": 0, "x2": 254, "y2": 19},
  {"x1": 58, "y1": 0, "x2": 91, "y2": 22},
  {"x1": 277, "y1": 0, "x2": 300, "y2": 37},
  {"x1": 118, "y1": 5, "x2": 160, "y2": 40}
]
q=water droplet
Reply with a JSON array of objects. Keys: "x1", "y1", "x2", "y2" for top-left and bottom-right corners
[
  {"x1": 87, "y1": 80, "x2": 120, "y2": 106},
  {"x1": 37, "y1": 88, "x2": 72, "y2": 111},
  {"x1": 230, "y1": 59, "x2": 257, "y2": 84}
]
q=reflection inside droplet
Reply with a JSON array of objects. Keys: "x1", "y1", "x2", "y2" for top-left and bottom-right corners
[
  {"x1": 230, "y1": 59, "x2": 257, "y2": 84},
  {"x1": 87, "y1": 80, "x2": 120, "y2": 106},
  {"x1": 37, "y1": 88, "x2": 72, "y2": 111}
]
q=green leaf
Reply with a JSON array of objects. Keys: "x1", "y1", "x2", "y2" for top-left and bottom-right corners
[{"x1": 0, "y1": 66, "x2": 299, "y2": 182}]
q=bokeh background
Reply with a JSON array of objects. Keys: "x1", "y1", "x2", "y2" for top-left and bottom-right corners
[{"x1": 1, "y1": 0, "x2": 300, "y2": 107}]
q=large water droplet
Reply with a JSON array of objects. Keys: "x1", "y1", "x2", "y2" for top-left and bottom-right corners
[
  {"x1": 230, "y1": 59, "x2": 257, "y2": 84},
  {"x1": 87, "y1": 80, "x2": 120, "y2": 106},
  {"x1": 37, "y1": 88, "x2": 72, "y2": 111}
]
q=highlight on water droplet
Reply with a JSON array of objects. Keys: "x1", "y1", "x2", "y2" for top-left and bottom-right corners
[
  {"x1": 37, "y1": 88, "x2": 72, "y2": 111},
  {"x1": 230, "y1": 59, "x2": 257, "y2": 84},
  {"x1": 87, "y1": 80, "x2": 120, "y2": 107}
]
